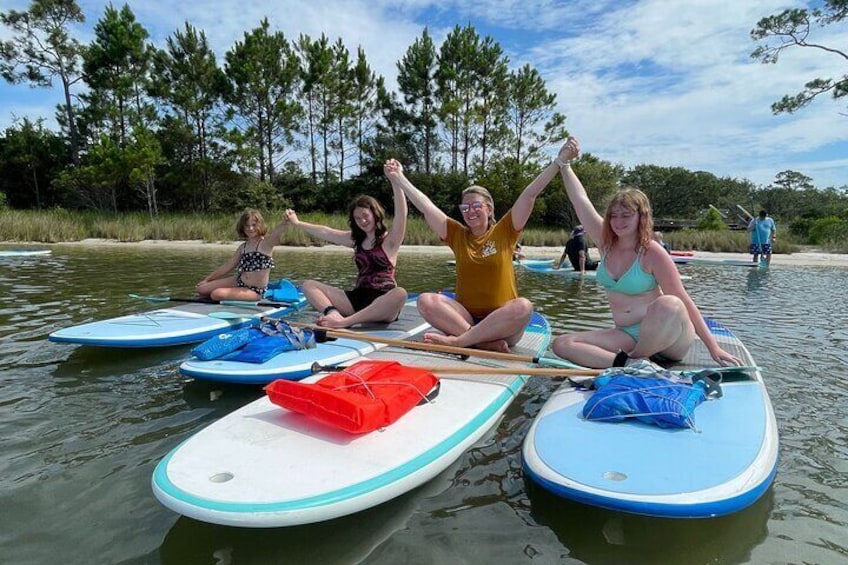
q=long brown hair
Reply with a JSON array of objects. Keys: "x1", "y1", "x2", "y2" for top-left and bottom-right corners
[
  {"x1": 601, "y1": 188, "x2": 654, "y2": 251},
  {"x1": 235, "y1": 208, "x2": 268, "y2": 238},
  {"x1": 348, "y1": 195, "x2": 388, "y2": 248}
]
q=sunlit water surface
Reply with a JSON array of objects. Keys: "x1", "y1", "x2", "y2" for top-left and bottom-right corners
[{"x1": 1, "y1": 246, "x2": 846, "y2": 564}]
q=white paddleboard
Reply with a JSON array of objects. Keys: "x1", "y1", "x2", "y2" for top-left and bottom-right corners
[
  {"x1": 0, "y1": 249, "x2": 51, "y2": 257},
  {"x1": 179, "y1": 299, "x2": 431, "y2": 384},
  {"x1": 48, "y1": 297, "x2": 307, "y2": 348},
  {"x1": 522, "y1": 318, "x2": 778, "y2": 518},
  {"x1": 153, "y1": 312, "x2": 551, "y2": 527},
  {"x1": 521, "y1": 263, "x2": 692, "y2": 281}
]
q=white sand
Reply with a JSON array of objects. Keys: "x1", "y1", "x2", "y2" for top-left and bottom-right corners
[{"x1": 43, "y1": 239, "x2": 848, "y2": 267}]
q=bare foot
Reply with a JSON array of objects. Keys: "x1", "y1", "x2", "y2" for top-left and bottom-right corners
[
  {"x1": 474, "y1": 339, "x2": 510, "y2": 353},
  {"x1": 423, "y1": 332, "x2": 510, "y2": 353},
  {"x1": 316, "y1": 311, "x2": 347, "y2": 328},
  {"x1": 423, "y1": 332, "x2": 458, "y2": 346}
]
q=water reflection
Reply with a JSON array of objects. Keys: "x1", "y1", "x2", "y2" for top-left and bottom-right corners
[
  {"x1": 528, "y1": 479, "x2": 773, "y2": 565},
  {"x1": 2, "y1": 247, "x2": 847, "y2": 564}
]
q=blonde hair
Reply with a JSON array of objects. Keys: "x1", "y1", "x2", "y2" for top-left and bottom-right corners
[
  {"x1": 235, "y1": 208, "x2": 268, "y2": 239},
  {"x1": 461, "y1": 185, "x2": 496, "y2": 226},
  {"x1": 601, "y1": 188, "x2": 654, "y2": 251}
]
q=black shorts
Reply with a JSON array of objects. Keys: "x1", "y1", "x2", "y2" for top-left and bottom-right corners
[{"x1": 345, "y1": 287, "x2": 392, "y2": 312}]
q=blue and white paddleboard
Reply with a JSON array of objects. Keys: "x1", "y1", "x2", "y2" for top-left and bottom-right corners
[
  {"x1": 521, "y1": 263, "x2": 598, "y2": 279},
  {"x1": 673, "y1": 255, "x2": 757, "y2": 268},
  {"x1": 179, "y1": 299, "x2": 431, "y2": 384},
  {"x1": 446, "y1": 258, "x2": 554, "y2": 268},
  {"x1": 48, "y1": 297, "x2": 307, "y2": 348},
  {"x1": 0, "y1": 249, "x2": 51, "y2": 257},
  {"x1": 521, "y1": 263, "x2": 692, "y2": 281},
  {"x1": 522, "y1": 318, "x2": 778, "y2": 518},
  {"x1": 153, "y1": 312, "x2": 551, "y2": 527}
]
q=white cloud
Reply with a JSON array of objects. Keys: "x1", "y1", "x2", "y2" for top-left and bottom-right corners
[{"x1": 1, "y1": 0, "x2": 845, "y2": 188}]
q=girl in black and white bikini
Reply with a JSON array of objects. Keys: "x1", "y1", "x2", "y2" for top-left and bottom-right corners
[
  {"x1": 284, "y1": 159, "x2": 408, "y2": 329},
  {"x1": 196, "y1": 209, "x2": 286, "y2": 301}
]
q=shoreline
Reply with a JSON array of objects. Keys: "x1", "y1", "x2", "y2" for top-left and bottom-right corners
[{"x1": 9, "y1": 239, "x2": 848, "y2": 267}]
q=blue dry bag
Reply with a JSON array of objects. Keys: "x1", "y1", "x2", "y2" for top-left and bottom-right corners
[{"x1": 582, "y1": 361, "x2": 722, "y2": 430}]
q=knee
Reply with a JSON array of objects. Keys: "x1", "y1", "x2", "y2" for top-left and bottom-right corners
[
  {"x1": 391, "y1": 287, "x2": 408, "y2": 302},
  {"x1": 648, "y1": 295, "x2": 686, "y2": 319},
  {"x1": 552, "y1": 333, "x2": 576, "y2": 356},
  {"x1": 300, "y1": 279, "x2": 319, "y2": 293},
  {"x1": 507, "y1": 297, "x2": 533, "y2": 320},
  {"x1": 416, "y1": 292, "x2": 440, "y2": 318}
]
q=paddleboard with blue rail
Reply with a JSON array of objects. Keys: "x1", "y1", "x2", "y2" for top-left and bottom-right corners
[
  {"x1": 522, "y1": 318, "x2": 778, "y2": 518},
  {"x1": 521, "y1": 263, "x2": 598, "y2": 279},
  {"x1": 446, "y1": 258, "x2": 554, "y2": 267},
  {"x1": 521, "y1": 263, "x2": 692, "y2": 281},
  {"x1": 0, "y1": 249, "x2": 51, "y2": 257},
  {"x1": 673, "y1": 255, "x2": 757, "y2": 267},
  {"x1": 179, "y1": 298, "x2": 431, "y2": 384},
  {"x1": 152, "y1": 312, "x2": 551, "y2": 527},
  {"x1": 48, "y1": 296, "x2": 307, "y2": 348}
]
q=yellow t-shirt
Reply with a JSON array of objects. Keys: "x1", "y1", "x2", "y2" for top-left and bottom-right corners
[{"x1": 445, "y1": 211, "x2": 521, "y2": 318}]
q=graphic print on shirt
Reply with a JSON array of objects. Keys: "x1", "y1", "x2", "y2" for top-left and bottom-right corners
[{"x1": 480, "y1": 241, "x2": 497, "y2": 258}]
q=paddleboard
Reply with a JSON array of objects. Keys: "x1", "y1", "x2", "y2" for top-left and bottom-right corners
[
  {"x1": 48, "y1": 296, "x2": 307, "y2": 348},
  {"x1": 672, "y1": 256, "x2": 757, "y2": 268},
  {"x1": 522, "y1": 318, "x2": 778, "y2": 518},
  {"x1": 522, "y1": 263, "x2": 692, "y2": 281},
  {"x1": 446, "y1": 258, "x2": 554, "y2": 268},
  {"x1": 179, "y1": 298, "x2": 432, "y2": 384},
  {"x1": 152, "y1": 312, "x2": 551, "y2": 527},
  {"x1": 521, "y1": 263, "x2": 598, "y2": 279},
  {"x1": 0, "y1": 249, "x2": 51, "y2": 257}
]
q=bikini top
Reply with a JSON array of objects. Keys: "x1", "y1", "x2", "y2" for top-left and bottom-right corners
[
  {"x1": 237, "y1": 239, "x2": 275, "y2": 273},
  {"x1": 596, "y1": 248, "x2": 658, "y2": 295}
]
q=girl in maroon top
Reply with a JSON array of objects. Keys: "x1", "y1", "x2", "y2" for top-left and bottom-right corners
[{"x1": 284, "y1": 160, "x2": 408, "y2": 328}]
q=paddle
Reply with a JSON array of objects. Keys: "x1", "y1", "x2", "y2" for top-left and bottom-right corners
[
  {"x1": 284, "y1": 322, "x2": 583, "y2": 370},
  {"x1": 129, "y1": 293, "x2": 294, "y2": 308},
  {"x1": 309, "y1": 361, "x2": 601, "y2": 378}
]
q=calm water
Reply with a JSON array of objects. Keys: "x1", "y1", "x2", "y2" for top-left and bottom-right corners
[{"x1": 1, "y1": 245, "x2": 846, "y2": 565}]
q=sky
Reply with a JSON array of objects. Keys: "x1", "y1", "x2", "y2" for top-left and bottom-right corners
[{"x1": 1, "y1": 0, "x2": 846, "y2": 189}]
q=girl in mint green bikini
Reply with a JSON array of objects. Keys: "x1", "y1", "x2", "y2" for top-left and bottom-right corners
[{"x1": 550, "y1": 137, "x2": 742, "y2": 369}]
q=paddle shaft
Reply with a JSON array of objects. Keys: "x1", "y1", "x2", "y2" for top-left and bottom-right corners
[
  {"x1": 129, "y1": 294, "x2": 291, "y2": 307},
  {"x1": 314, "y1": 363, "x2": 600, "y2": 377},
  {"x1": 289, "y1": 322, "x2": 563, "y2": 366}
]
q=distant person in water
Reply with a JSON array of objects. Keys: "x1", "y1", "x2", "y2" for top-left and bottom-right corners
[
  {"x1": 748, "y1": 210, "x2": 776, "y2": 266},
  {"x1": 654, "y1": 231, "x2": 672, "y2": 254},
  {"x1": 284, "y1": 160, "x2": 408, "y2": 328},
  {"x1": 385, "y1": 147, "x2": 566, "y2": 352},
  {"x1": 550, "y1": 136, "x2": 742, "y2": 369},
  {"x1": 513, "y1": 243, "x2": 527, "y2": 262},
  {"x1": 196, "y1": 209, "x2": 286, "y2": 301},
  {"x1": 555, "y1": 224, "x2": 598, "y2": 273}
]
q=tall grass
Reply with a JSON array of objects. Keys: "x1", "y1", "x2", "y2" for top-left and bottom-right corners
[{"x1": 0, "y1": 209, "x2": 823, "y2": 253}]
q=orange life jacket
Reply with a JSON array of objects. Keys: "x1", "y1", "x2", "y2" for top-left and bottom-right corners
[{"x1": 264, "y1": 360, "x2": 440, "y2": 434}]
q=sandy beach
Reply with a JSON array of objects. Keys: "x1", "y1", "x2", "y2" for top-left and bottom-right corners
[{"x1": 40, "y1": 239, "x2": 848, "y2": 267}]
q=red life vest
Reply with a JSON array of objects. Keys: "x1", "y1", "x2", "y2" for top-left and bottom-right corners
[{"x1": 264, "y1": 360, "x2": 440, "y2": 434}]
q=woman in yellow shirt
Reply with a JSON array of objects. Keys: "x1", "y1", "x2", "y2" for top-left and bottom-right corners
[{"x1": 386, "y1": 146, "x2": 571, "y2": 351}]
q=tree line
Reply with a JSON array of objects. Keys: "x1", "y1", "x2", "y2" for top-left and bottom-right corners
[{"x1": 1, "y1": 0, "x2": 847, "y2": 245}]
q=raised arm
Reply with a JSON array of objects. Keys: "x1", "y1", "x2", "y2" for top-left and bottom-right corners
[
  {"x1": 284, "y1": 209, "x2": 353, "y2": 248},
  {"x1": 510, "y1": 160, "x2": 561, "y2": 232},
  {"x1": 386, "y1": 163, "x2": 449, "y2": 240},
  {"x1": 381, "y1": 159, "x2": 408, "y2": 257},
  {"x1": 557, "y1": 138, "x2": 605, "y2": 245}
]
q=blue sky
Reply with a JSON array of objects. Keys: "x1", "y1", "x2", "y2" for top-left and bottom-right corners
[{"x1": 2, "y1": 0, "x2": 846, "y2": 189}]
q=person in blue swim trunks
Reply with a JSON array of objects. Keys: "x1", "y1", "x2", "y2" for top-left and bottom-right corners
[
  {"x1": 549, "y1": 137, "x2": 742, "y2": 369},
  {"x1": 748, "y1": 210, "x2": 776, "y2": 265}
]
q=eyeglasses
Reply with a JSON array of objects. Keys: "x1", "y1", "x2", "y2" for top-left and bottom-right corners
[{"x1": 458, "y1": 202, "x2": 486, "y2": 214}]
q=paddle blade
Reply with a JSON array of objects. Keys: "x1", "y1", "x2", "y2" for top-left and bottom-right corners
[{"x1": 536, "y1": 356, "x2": 587, "y2": 370}]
